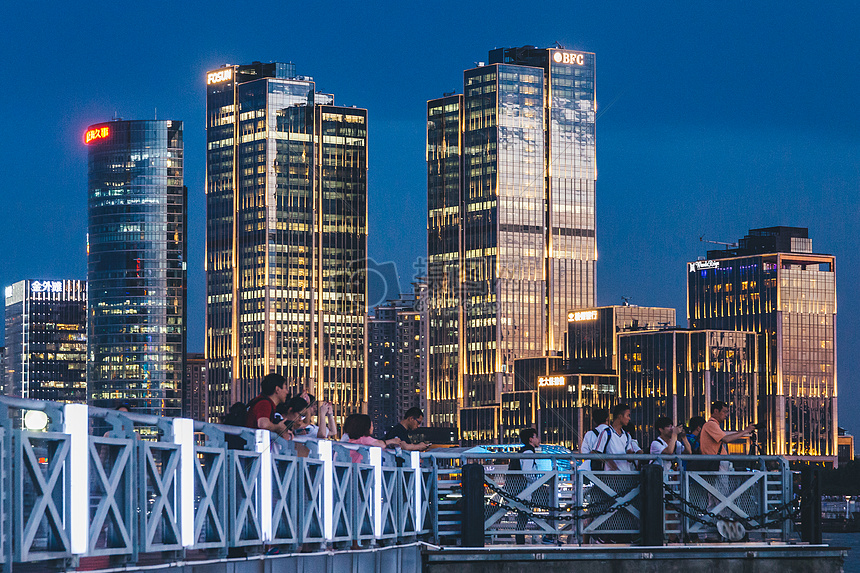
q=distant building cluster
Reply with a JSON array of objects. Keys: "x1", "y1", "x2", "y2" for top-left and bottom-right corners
[{"x1": 0, "y1": 47, "x2": 846, "y2": 463}]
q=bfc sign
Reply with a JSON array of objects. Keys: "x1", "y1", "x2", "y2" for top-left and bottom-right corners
[
  {"x1": 553, "y1": 51, "x2": 585, "y2": 65},
  {"x1": 85, "y1": 126, "x2": 109, "y2": 144},
  {"x1": 207, "y1": 69, "x2": 233, "y2": 84}
]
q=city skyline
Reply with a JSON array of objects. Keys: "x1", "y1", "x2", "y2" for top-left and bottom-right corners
[{"x1": 1, "y1": 2, "x2": 858, "y2": 438}]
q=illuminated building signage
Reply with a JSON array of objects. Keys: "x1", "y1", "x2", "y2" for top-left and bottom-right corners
[
  {"x1": 207, "y1": 68, "x2": 233, "y2": 85},
  {"x1": 568, "y1": 310, "x2": 598, "y2": 322},
  {"x1": 538, "y1": 376, "x2": 566, "y2": 388},
  {"x1": 553, "y1": 51, "x2": 585, "y2": 65},
  {"x1": 31, "y1": 280, "x2": 63, "y2": 293},
  {"x1": 84, "y1": 127, "x2": 109, "y2": 144},
  {"x1": 688, "y1": 260, "x2": 720, "y2": 272}
]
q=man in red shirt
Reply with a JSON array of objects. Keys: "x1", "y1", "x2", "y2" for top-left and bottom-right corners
[{"x1": 246, "y1": 373, "x2": 291, "y2": 438}]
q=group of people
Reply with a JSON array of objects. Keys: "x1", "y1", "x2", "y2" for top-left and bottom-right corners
[
  {"x1": 235, "y1": 373, "x2": 431, "y2": 460},
  {"x1": 578, "y1": 401, "x2": 755, "y2": 471},
  {"x1": 511, "y1": 401, "x2": 756, "y2": 473}
]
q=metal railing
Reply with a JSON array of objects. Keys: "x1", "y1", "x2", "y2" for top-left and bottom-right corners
[
  {"x1": 428, "y1": 450, "x2": 799, "y2": 546},
  {"x1": 0, "y1": 397, "x2": 432, "y2": 571},
  {"x1": 0, "y1": 395, "x2": 810, "y2": 571}
]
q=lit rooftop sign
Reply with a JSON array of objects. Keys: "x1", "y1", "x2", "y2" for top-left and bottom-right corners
[
  {"x1": 207, "y1": 68, "x2": 233, "y2": 85},
  {"x1": 568, "y1": 310, "x2": 598, "y2": 322},
  {"x1": 553, "y1": 51, "x2": 585, "y2": 65},
  {"x1": 84, "y1": 126, "x2": 109, "y2": 144},
  {"x1": 31, "y1": 280, "x2": 63, "y2": 293},
  {"x1": 688, "y1": 260, "x2": 720, "y2": 272},
  {"x1": 538, "y1": 376, "x2": 565, "y2": 388}
]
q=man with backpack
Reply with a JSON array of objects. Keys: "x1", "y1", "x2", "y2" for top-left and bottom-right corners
[
  {"x1": 580, "y1": 406, "x2": 611, "y2": 471},
  {"x1": 593, "y1": 404, "x2": 642, "y2": 471}
]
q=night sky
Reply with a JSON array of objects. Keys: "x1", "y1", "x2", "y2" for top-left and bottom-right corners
[{"x1": 2, "y1": 2, "x2": 858, "y2": 438}]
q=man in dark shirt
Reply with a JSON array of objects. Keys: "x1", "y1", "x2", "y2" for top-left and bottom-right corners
[
  {"x1": 245, "y1": 373, "x2": 291, "y2": 438},
  {"x1": 383, "y1": 407, "x2": 430, "y2": 451}
]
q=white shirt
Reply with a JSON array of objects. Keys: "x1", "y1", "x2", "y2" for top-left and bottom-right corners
[
  {"x1": 580, "y1": 423, "x2": 609, "y2": 471},
  {"x1": 650, "y1": 437, "x2": 685, "y2": 471},
  {"x1": 595, "y1": 427, "x2": 640, "y2": 471},
  {"x1": 298, "y1": 423, "x2": 330, "y2": 439}
]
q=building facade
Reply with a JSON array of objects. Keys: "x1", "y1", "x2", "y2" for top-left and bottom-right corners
[
  {"x1": 688, "y1": 227, "x2": 837, "y2": 459},
  {"x1": 183, "y1": 353, "x2": 207, "y2": 421},
  {"x1": 567, "y1": 305, "x2": 676, "y2": 371},
  {"x1": 500, "y1": 355, "x2": 617, "y2": 449},
  {"x1": 367, "y1": 293, "x2": 424, "y2": 436},
  {"x1": 206, "y1": 62, "x2": 367, "y2": 421},
  {"x1": 86, "y1": 120, "x2": 186, "y2": 419},
  {"x1": 427, "y1": 45, "x2": 597, "y2": 434},
  {"x1": 618, "y1": 329, "x2": 758, "y2": 452},
  {"x1": 4, "y1": 280, "x2": 87, "y2": 403}
]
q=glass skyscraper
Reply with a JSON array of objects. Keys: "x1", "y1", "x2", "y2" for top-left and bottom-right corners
[
  {"x1": 4, "y1": 280, "x2": 87, "y2": 403},
  {"x1": 205, "y1": 62, "x2": 367, "y2": 420},
  {"x1": 618, "y1": 329, "x2": 758, "y2": 452},
  {"x1": 86, "y1": 120, "x2": 186, "y2": 419},
  {"x1": 427, "y1": 46, "x2": 597, "y2": 432},
  {"x1": 688, "y1": 227, "x2": 837, "y2": 459}
]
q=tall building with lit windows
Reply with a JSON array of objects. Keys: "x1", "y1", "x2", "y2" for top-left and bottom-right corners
[
  {"x1": 4, "y1": 280, "x2": 87, "y2": 403},
  {"x1": 86, "y1": 120, "x2": 186, "y2": 419},
  {"x1": 205, "y1": 62, "x2": 367, "y2": 421},
  {"x1": 426, "y1": 46, "x2": 596, "y2": 434},
  {"x1": 688, "y1": 227, "x2": 837, "y2": 460},
  {"x1": 367, "y1": 292, "x2": 425, "y2": 435}
]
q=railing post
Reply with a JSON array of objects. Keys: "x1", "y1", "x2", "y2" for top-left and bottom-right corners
[
  {"x1": 800, "y1": 467, "x2": 821, "y2": 544},
  {"x1": 64, "y1": 404, "x2": 89, "y2": 556},
  {"x1": 461, "y1": 463, "x2": 484, "y2": 547},
  {"x1": 640, "y1": 463, "x2": 664, "y2": 546}
]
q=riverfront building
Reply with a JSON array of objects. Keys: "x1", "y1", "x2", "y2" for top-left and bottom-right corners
[
  {"x1": 688, "y1": 227, "x2": 837, "y2": 459},
  {"x1": 367, "y1": 293, "x2": 425, "y2": 435},
  {"x1": 567, "y1": 305, "x2": 677, "y2": 371},
  {"x1": 4, "y1": 280, "x2": 87, "y2": 403},
  {"x1": 617, "y1": 329, "x2": 758, "y2": 451},
  {"x1": 427, "y1": 45, "x2": 597, "y2": 435},
  {"x1": 499, "y1": 356, "x2": 617, "y2": 449},
  {"x1": 205, "y1": 62, "x2": 367, "y2": 420},
  {"x1": 86, "y1": 120, "x2": 186, "y2": 418}
]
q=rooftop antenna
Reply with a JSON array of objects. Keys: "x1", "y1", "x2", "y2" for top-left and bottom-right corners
[
  {"x1": 154, "y1": 107, "x2": 157, "y2": 120},
  {"x1": 699, "y1": 235, "x2": 738, "y2": 249},
  {"x1": 621, "y1": 296, "x2": 631, "y2": 306}
]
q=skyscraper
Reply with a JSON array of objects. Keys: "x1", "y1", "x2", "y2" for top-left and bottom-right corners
[
  {"x1": 426, "y1": 46, "x2": 597, "y2": 432},
  {"x1": 86, "y1": 120, "x2": 186, "y2": 419},
  {"x1": 4, "y1": 280, "x2": 87, "y2": 403},
  {"x1": 205, "y1": 62, "x2": 367, "y2": 420},
  {"x1": 367, "y1": 292, "x2": 425, "y2": 435},
  {"x1": 688, "y1": 227, "x2": 837, "y2": 459}
]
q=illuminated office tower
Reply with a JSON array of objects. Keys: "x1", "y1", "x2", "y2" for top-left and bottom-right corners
[
  {"x1": 206, "y1": 62, "x2": 367, "y2": 420},
  {"x1": 618, "y1": 329, "x2": 758, "y2": 451},
  {"x1": 688, "y1": 227, "x2": 837, "y2": 459},
  {"x1": 86, "y1": 120, "x2": 186, "y2": 419},
  {"x1": 427, "y1": 46, "x2": 596, "y2": 432},
  {"x1": 4, "y1": 280, "x2": 87, "y2": 403}
]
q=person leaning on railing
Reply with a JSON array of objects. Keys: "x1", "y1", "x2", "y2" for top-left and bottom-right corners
[
  {"x1": 343, "y1": 413, "x2": 401, "y2": 463},
  {"x1": 246, "y1": 373, "x2": 293, "y2": 441}
]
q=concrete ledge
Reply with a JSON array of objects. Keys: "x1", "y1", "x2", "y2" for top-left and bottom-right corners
[{"x1": 422, "y1": 544, "x2": 850, "y2": 573}]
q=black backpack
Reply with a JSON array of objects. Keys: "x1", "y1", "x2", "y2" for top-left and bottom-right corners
[
  {"x1": 591, "y1": 427, "x2": 624, "y2": 471},
  {"x1": 223, "y1": 398, "x2": 266, "y2": 450}
]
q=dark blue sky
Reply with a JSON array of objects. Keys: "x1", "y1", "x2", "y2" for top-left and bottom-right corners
[{"x1": 2, "y1": 2, "x2": 858, "y2": 437}]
